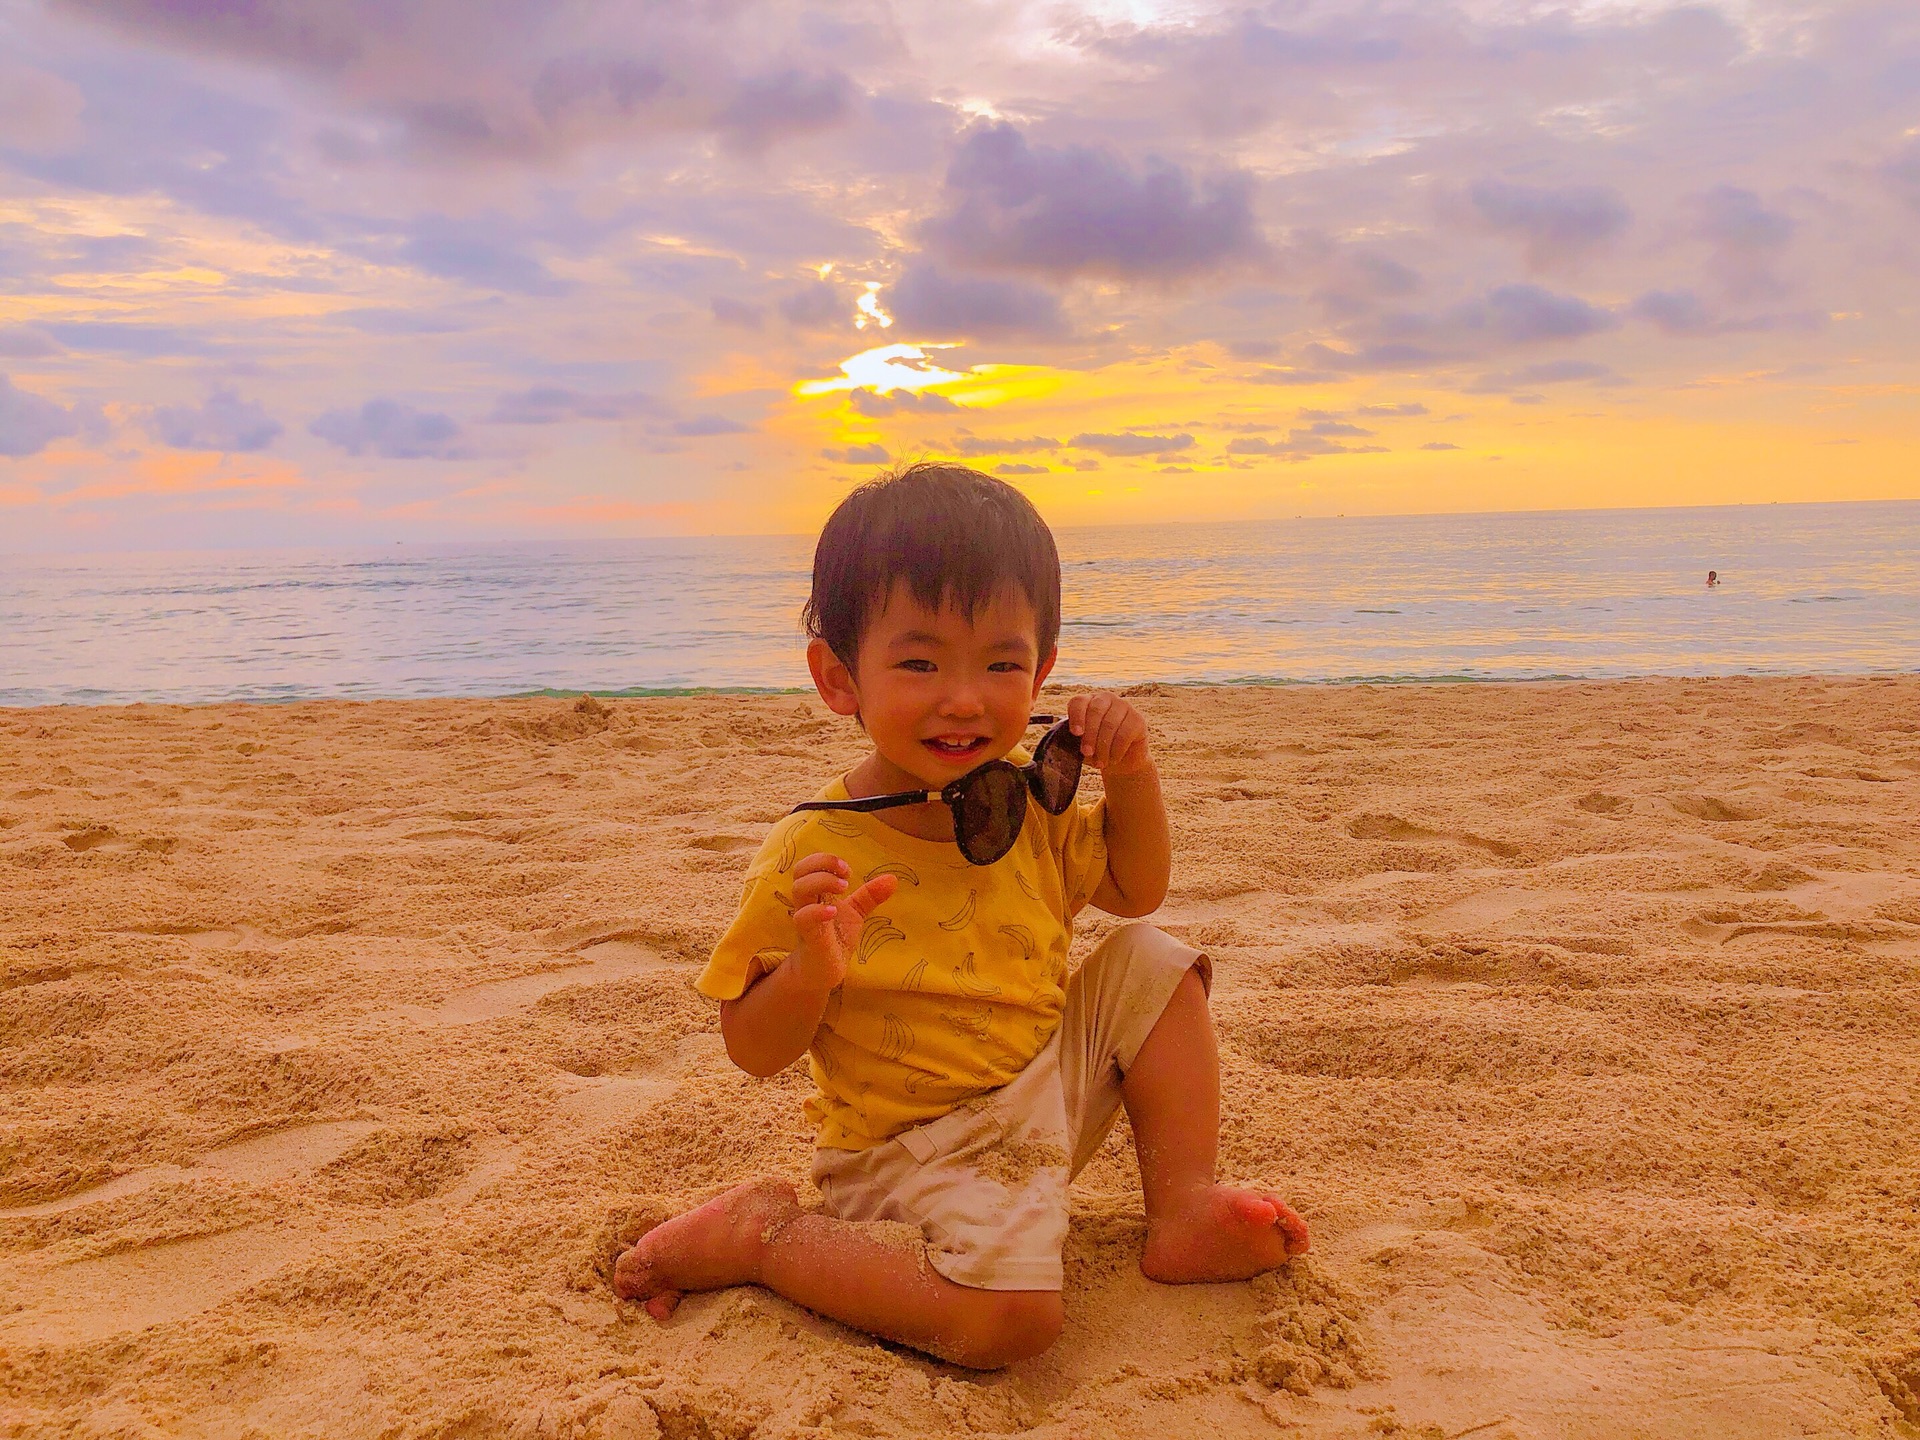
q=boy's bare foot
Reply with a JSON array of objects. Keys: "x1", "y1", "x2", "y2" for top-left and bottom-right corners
[
  {"x1": 1140, "y1": 1184, "x2": 1310, "y2": 1285},
  {"x1": 611, "y1": 1178, "x2": 801, "y2": 1320}
]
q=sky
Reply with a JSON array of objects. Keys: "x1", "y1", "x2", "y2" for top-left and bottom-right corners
[{"x1": 0, "y1": 0, "x2": 1916, "y2": 551}]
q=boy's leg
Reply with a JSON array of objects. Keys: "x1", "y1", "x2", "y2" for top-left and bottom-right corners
[
  {"x1": 1121, "y1": 965, "x2": 1313, "y2": 1282},
  {"x1": 612, "y1": 1179, "x2": 1062, "y2": 1369}
]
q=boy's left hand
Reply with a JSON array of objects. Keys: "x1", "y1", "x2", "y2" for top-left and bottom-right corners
[{"x1": 1066, "y1": 691, "x2": 1153, "y2": 779}]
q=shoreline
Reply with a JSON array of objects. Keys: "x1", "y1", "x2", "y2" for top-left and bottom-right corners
[
  {"x1": 3, "y1": 677, "x2": 1917, "y2": 1436},
  {"x1": 6, "y1": 667, "x2": 1920, "y2": 710}
]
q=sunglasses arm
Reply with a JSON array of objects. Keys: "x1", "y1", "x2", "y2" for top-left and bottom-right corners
[{"x1": 792, "y1": 791, "x2": 935, "y2": 815}]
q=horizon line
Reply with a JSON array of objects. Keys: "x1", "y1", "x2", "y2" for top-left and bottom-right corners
[{"x1": 5, "y1": 492, "x2": 1918, "y2": 562}]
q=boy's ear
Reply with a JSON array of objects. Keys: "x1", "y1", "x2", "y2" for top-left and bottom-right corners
[
  {"x1": 1033, "y1": 646, "x2": 1058, "y2": 696},
  {"x1": 807, "y1": 638, "x2": 863, "y2": 718}
]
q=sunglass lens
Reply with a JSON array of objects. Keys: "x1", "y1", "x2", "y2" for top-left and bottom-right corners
[
  {"x1": 955, "y1": 765, "x2": 1027, "y2": 865},
  {"x1": 1032, "y1": 725, "x2": 1081, "y2": 814}
]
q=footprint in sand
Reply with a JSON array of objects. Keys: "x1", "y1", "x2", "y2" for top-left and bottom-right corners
[
  {"x1": 1346, "y1": 813, "x2": 1521, "y2": 859},
  {"x1": 684, "y1": 834, "x2": 757, "y2": 853},
  {"x1": 1669, "y1": 794, "x2": 1760, "y2": 823},
  {"x1": 1575, "y1": 792, "x2": 1630, "y2": 815},
  {"x1": 400, "y1": 939, "x2": 668, "y2": 1026},
  {"x1": 0, "y1": 1120, "x2": 380, "y2": 1220}
]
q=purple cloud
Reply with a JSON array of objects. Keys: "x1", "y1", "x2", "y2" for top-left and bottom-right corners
[
  {"x1": 0, "y1": 374, "x2": 80, "y2": 457},
  {"x1": 1467, "y1": 180, "x2": 1631, "y2": 270},
  {"x1": 951, "y1": 436, "x2": 1058, "y2": 456},
  {"x1": 715, "y1": 67, "x2": 856, "y2": 154},
  {"x1": 0, "y1": 328, "x2": 62, "y2": 359},
  {"x1": 921, "y1": 123, "x2": 1263, "y2": 282},
  {"x1": 486, "y1": 388, "x2": 660, "y2": 424},
  {"x1": 846, "y1": 387, "x2": 957, "y2": 417},
  {"x1": 147, "y1": 391, "x2": 283, "y2": 452},
  {"x1": 886, "y1": 264, "x2": 1067, "y2": 340},
  {"x1": 311, "y1": 399, "x2": 466, "y2": 458},
  {"x1": 1070, "y1": 433, "x2": 1194, "y2": 456}
]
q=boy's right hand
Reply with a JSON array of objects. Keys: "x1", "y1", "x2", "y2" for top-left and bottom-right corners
[{"x1": 789, "y1": 853, "x2": 898, "y2": 992}]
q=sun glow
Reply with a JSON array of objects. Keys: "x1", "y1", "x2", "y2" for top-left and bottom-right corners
[{"x1": 795, "y1": 343, "x2": 966, "y2": 396}]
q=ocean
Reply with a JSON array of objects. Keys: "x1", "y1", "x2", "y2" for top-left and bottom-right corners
[{"x1": 2, "y1": 500, "x2": 1916, "y2": 706}]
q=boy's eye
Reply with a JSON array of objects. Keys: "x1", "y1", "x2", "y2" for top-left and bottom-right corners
[
  {"x1": 897, "y1": 658, "x2": 936, "y2": 673},
  {"x1": 988, "y1": 661, "x2": 1026, "y2": 673}
]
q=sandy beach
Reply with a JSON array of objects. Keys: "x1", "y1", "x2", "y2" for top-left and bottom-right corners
[{"x1": 3, "y1": 677, "x2": 1917, "y2": 1438}]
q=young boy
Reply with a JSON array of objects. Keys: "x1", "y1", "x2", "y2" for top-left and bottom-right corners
[{"x1": 613, "y1": 463, "x2": 1309, "y2": 1368}]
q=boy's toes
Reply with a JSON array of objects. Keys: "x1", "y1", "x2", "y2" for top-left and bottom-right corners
[
  {"x1": 1264, "y1": 1192, "x2": 1311, "y2": 1256},
  {"x1": 643, "y1": 1291, "x2": 682, "y2": 1321}
]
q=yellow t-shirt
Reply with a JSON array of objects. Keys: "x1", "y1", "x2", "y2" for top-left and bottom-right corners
[{"x1": 696, "y1": 770, "x2": 1109, "y2": 1151}]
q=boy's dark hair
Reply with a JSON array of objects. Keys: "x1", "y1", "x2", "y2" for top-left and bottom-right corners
[{"x1": 804, "y1": 461, "x2": 1061, "y2": 665}]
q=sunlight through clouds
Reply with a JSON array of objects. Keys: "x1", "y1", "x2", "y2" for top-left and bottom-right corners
[{"x1": 0, "y1": 0, "x2": 1913, "y2": 548}]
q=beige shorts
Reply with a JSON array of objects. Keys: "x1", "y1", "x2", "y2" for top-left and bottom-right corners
[{"x1": 810, "y1": 922, "x2": 1210, "y2": 1292}]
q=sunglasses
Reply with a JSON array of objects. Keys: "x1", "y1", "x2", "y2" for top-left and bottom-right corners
[{"x1": 792, "y1": 715, "x2": 1082, "y2": 866}]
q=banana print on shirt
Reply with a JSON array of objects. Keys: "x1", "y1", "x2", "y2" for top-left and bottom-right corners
[{"x1": 698, "y1": 763, "x2": 1107, "y2": 1151}]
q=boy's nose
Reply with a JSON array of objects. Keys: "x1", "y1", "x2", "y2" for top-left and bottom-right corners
[{"x1": 938, "y1": 686, "x2": 986, "y2": 719}]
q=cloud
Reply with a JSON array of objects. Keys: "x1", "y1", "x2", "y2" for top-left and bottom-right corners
[
  {"x1": 921, "y1": 122, "x2": 1263, "y2": 282},
  {"x1": 671, "y1": 414, "x2": 748, "y2": 436},
  {"x1": 822, "y1": 443, "x2": 889, "y2": 464},
  {"x1": 1630, "y1": 289, "x2": 1714, "y2": 335},
  {"x1": 1298, "y1": 342, "x2": 1440, "y2": 373},
  {"x1": 710, "y1": 297, "x2": 765, "y2": 330},
  {"x1": 146, "y1": 391, "x2": 283, "y2": 452},
  {"x1": 1070, "y1": 432, "x2": 1194, "y2": 456},
  {"x1": 51, "y1": 0, "x2": 367, "y2": 72},
  {"x1": 1246, "y1": 367, "x2": 1343, "y2": 386},
  {"x1": 1628, "y1": 289, "x2": 1824, "y2": 338},
  {"x1": 1420, "y1": 441, "x2": 1460, "y2": 450},
  {"x1": 886, "y1": 264, "x2": 1067, "y2": 340},
  {"x1": 951, "y1": 436, "x2": 1058, "y2": 456},
  {"x1": 0, "y1": 328, "x2": 63, "y2": 359},
  {"x1": 1690, "y1": 186, "x2": 1795, "y2": 299},
  {"x1": 1694, "y1": 185, "x2": 1795, "y2": 255},
  {"x1": 45, "y1": 322, "x2": 216, "y2": 356},
  {"x1": 846, "y1": 387, "x2": 957, "y2": 417},
  {"x1": 1356, "y1": 402, "x2": 1428, "y2": 416},
  {"x1": 713, "y1": 67, "x2": 856, "y2": 154},
  {"x1": 776, "y1": 280, "x2": 845, "y2": 330},
  {"x1": 332, "y1": 308, "x2": 472, "y2": 335},
  {"x1": 485, "y1": 388, "x2": 659, "y2": 424},
  {"x1": 0, "y1": 374, "x2": 81, "y2": 458},
  {"x1": 1226, "y1": 427, "x2": 1384, "y2": 460},
  {"x1": 1468, "y1": 284, "x2": 1617, "y2": 345},
  {"x1": 994, "y1": 463, "x2": 1047, "y2": 475},
  {"x1": 1467, "y1": 180, "x2": 1631, "y2": 269},
  {"x1": 311, "y1": 399, "x2": 466, "y2": 458},
  {"x1": 0, "y1": 61, "x2": 87, "y2": 152},
  {"x1": 399, "y1": 221, "x2": 566, "y2": 295},
  {"x1": 1887, "y1": 140, "x2": 1920, "y2": 212},
  {"x1": 1466, "y1": 359, "x2": 1624, "y2": 392}
]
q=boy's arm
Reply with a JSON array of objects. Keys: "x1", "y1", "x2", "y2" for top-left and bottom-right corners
[
  {"x1": 719, "y1": 854, "x2": 896, "y2": 1077},
  {"x1": 1070, "y1": 693, "x2": 1171, "y2": 917}
]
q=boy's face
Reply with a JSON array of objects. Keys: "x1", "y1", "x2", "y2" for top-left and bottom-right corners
[{"x1": 810, "y1": 580, "x2": 1056, "y2": 791}]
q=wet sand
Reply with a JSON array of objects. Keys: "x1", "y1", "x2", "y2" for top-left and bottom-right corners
[{"x1": 2, "y1": 678, "x2": 1917, "y2": 1437}]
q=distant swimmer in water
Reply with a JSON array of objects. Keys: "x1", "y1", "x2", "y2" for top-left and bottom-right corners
[{"x1": 1706, "y1": 570, "x2": 1721, "y2": 588}]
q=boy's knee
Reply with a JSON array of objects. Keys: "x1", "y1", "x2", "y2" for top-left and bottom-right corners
[{"x1": 948, "y1": 1290, "x2": 1063, "y2": 1368}]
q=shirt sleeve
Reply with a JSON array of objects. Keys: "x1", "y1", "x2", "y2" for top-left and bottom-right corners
[
  {"x1": 696, "y1": 863, "x2": 800, "y2": 1001},
  {"x1": 1050, "y1": 795, "x2": 1109, "y2": 916}
]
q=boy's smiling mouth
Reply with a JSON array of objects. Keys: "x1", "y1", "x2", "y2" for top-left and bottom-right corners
[{"x1": 924, "y1": 735, "x2": 991, "y2": 762}]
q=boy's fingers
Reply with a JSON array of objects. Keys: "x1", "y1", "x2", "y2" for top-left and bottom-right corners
[
  {"x1": 793, "y1": 852, "x2": 851, "y2": 881},
  {"x1": 792, "y1": 870, "x2": 849, "y2": 906},
  {"x1": 841, "y1": 872, "x2": 898, "y2": 917},
  {"x1": 1067, "y1": 693, "x2": 1090, "y2": 734},
  {"x1": 1078, "y1": 694, "x2": 1111, "y2": 753},
  {"x1": 792, "y1": 901, "x2": 840, "y2": 947},
  {"x1": 1091, "y1": 700, "x2": 1128, "y2": 763}
]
